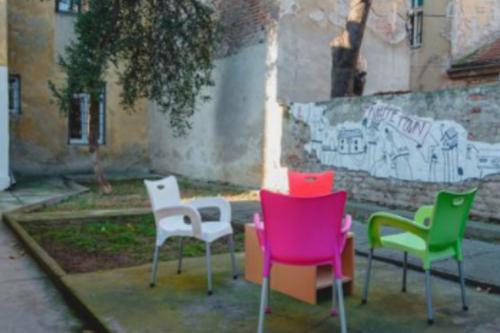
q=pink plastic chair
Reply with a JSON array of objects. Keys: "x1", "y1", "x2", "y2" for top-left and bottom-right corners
[
  {"x1": 255, "y1": 190, "x2": 349, "y2": 333},
  {"x1": 288, "y1": 170, "x2": 335, "y2": 197}
]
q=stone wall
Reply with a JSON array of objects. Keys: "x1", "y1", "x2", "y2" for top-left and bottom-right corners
[{"x1": 282, "y1": 83, "x2": 500, "y2": 221}]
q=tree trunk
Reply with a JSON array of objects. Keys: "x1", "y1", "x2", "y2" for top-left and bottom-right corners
[
  {"x1": 88, "y1": 94, "x2": 112, "y2": 194},
  {"x1": 330, "y1": 0, "x2": 372, "y2": 98}
]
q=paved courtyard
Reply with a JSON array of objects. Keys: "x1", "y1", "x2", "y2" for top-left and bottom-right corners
[
  {"x1": 1, "y1": 178, "x2": 500, "y2": 332},
  {"x1": 65, "y1": 253, "x2": 500, "y2": 333},
  {"x1": 0, "y1": 179, "x2": 84, "y2": 332}
]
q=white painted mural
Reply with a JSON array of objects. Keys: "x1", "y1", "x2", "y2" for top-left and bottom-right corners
[{"x1": 292, "y1": 102, "x2": 500, "y2": 183}]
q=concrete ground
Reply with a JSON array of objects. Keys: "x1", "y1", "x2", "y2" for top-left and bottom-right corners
[
  {"x1": 0, "y1": 178, "x2": 83, "y2": 332},
  {"x1": 65, "y1": 253, "x2": 500, "y2": 333}
]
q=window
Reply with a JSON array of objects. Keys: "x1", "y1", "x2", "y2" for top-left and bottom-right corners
[
  {"x1": 409, "y1": 0, "x2": 424, "y2": 48},
  {"x1": 56, "y1": 0, "x2": 81, "y2": 14},
  {"x1": 8, "y1": 75, "x2": 21, "y2": 115},
  {"x1": 69, "y1": 88, "x2": 106, "y2": 145}
]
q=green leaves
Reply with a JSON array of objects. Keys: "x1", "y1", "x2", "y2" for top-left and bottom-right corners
[{"x1": 51, "y1": 0, "x2": 219, "y2": 135}]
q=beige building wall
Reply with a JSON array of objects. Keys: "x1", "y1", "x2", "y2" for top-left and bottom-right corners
[
  {"x1": 7, "y1": 0, "x2": 149, "y2": 175},
  {"x1": 410, "y1": 0, "x2": 453, "y2": 91},
  {"x1": 0, "y1": 0, "x2": 9, "y2": 189},
  {"x1": 410, "y1": 0, "x2": 500, "y2": 92}
]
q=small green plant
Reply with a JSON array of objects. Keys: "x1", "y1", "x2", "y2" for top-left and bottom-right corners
[{"x1": 23, "y1": 216, "x2": 244, "y2": 273}]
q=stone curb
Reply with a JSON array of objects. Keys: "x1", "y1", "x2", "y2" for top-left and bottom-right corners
[{"x1": 2, "y1": 213, "x2": 112, "y2": 333}]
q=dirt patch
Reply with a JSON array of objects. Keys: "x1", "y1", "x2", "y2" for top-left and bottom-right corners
[{"x1": 23, "y1": 216, "x2": 244, "y2": 274}]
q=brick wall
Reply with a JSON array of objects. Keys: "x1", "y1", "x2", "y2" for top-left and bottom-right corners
[
  {"x1": 282, "y1": 83, "x2": 500, "y2": 222},
  {"x1": 213, "y1": 0, "x2": 279, "y2": 57}
]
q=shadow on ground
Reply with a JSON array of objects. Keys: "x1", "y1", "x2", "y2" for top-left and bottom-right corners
[{"x1": 64, "y1": 253, "x2": 500, "y2": 333}]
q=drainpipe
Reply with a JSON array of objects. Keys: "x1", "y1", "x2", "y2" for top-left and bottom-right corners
[{"x1": 0, "y1": 0, "x2": 10, "y2": 191}]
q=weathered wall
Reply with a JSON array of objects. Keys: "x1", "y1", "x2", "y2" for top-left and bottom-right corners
[
  {"x1": 411, "y1": 0, "x2": 500, "y2": 91},
  {"x1": 150, "y1": 0, "x2": 279, "y2": 187},
  {"x1": 278, "y1": 0, "x2": 411, "y2": 103},
  {"x1": 0, "y1": 0, "x2": 6, "y2": 65},
  {"x1": 149, "y1": 42, "x2": 269, "y2": 187},
  {"x1": 0, "y1": 0, "x2": 9, "y2": 189},
  {"x1": 282, "y1": 83, "x2": 500, "y2": 221},
  {"x1": 7, "y1": 0, "x2": 149, "y2": 175},
  {"x1": 452, "y1": 0, "x2": 500, "y2": 59},
  {"x1": 410, "y1": 0, "x2": 454, "y2": 91}
]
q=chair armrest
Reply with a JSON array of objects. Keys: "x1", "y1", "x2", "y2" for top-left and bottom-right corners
[
  {"x1": 154, "y1": 205, "x2": 202, "y2": 238},
  {"x1": 368, "y1": 212, "x2": 429, "y2": 248},
  {"x1": 254, "y1": 212, "x2": 266, "y2": 250},
  {"x1": 342, "y1": 214, "x2": 352, "y2": 234},
  {"x1": 414, "y1": 205, "x2": 433, "y2": 226},
  {"x1": 189, "y1": 197, "x2": 231, "y2": 223}
]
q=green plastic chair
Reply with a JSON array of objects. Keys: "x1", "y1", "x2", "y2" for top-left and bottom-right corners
[{"x1": 361, "y1": 188, "x2": 477, "y2": 324}]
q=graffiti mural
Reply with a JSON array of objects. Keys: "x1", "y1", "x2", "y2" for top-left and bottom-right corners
[{"x1": 292, "y1": 101, "x2": 500, "y2": 183}]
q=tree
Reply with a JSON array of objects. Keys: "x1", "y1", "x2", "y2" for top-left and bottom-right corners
[
  {"x1": 330, "y1": 0, "x2": 372, "y2": 98},
  {"x1": 49, "y1": 0, "x2": 218, "y2": 193}
]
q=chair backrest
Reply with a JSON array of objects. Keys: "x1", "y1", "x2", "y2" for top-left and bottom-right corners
[
  {"x1": 288, "y1": 170, "x2": 334, "y2": 197},
  {"x1": 428, "y1": 188, "x2": 477, "y2": 251},
  {"x1": 144, "y1": 176, "x2": 182, "y2": 213},
  {"x1": 260, "y1": 190, "x2": 346, "y2": 265}
]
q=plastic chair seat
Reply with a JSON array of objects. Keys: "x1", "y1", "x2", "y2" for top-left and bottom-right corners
[
  {"x1": 158, "y1": 217, "x2": 233, "y2": 243},
  {"x1": 200, "y1": 222, "x2": 234, "y2": 242},
  {"x1": 381, "y1": 232, "x2": 426, "y2": 254}
]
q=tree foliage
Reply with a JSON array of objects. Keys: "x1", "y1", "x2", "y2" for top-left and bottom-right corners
[{"x1": 51, "y1": 0, "x2": 219, "y2": 135}]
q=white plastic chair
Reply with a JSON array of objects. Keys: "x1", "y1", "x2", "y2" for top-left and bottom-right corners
[{"x1": 145, "y1": 176, "x2": 238, "y2": 295}]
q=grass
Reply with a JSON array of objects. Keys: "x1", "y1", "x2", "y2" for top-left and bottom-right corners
[
  {"x1": 23, "y1": 215, "x2": 244, "y2": 273},
  {"x1": 26, "y1": 177, "x2": 253, "y2": 273},
  {"x1": 42, "y1": 177, "x2": 258, "y2": 212}
]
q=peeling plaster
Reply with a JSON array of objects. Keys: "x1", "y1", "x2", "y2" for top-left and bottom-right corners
[
  {"x1": 452, "y1": 0, "x2": 500, "y2": 59},
  {"x1": 281, "y1": 0, "x2": 408, "y2": 45}
]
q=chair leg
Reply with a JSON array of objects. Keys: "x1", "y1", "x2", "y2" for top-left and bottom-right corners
[
  {"x1": 402, "y1": 252, "x2": 408, "y2": 293},
  {"x1": 258, "y1": 277, "x2": 269, "y2": 333},
  {"x1": 228, "y1": 234, "x2": 238, "y2": 279},
  {"x1": 425, "y1": 269, "x2": 434, "y2": 325},
  {"x1": 331, "y1": 273, "x2": 338, "y2": 316},
  {"x1": 206, "y1": 242, "x2": 213, "y2": 295},
  {"x1": 458, "y1": 261, "x2": 468, "y2": 311},
  {"x1": 265, "y1": 274, "x2": 271, "y2": 314},
  {"x1": 177, "y1": 238, "x2": 184, "y2": 274},
  {"x1": 361, "y1": 248, "x2": 374, "y2": 304},
  {"x1": 150, "y1": 245, "x2": 160, "y2": 287},
  {"x1": 336, "y1": 279, "x2": 348, "y2": 333}
]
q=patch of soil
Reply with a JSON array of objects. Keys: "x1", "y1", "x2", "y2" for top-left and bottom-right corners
[
  {"x1": 25, "y1": 219, "x2": 244, "y2": 274},
  {"x1": 41, "y1": 243, "x2": 136, "y2": 273}
]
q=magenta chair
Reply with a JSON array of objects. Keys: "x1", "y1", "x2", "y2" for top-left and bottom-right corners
[{"x1": 255, "y1": 190, "x2": 349, "y2": 333}]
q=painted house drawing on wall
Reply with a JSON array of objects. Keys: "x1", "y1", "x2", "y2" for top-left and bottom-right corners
[{"x1": 292, "y1": 101, "x2": 500, "y2": 183}]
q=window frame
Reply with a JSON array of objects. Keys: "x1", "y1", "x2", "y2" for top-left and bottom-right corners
[
  {"x1": 8, "y1": 74, "x2": 21, "y2": 116},
  {"x1": 409, "y1": 0, "x2": 424, "y2": 48},
  {"x1": 68, "y1": 86, "x2": 106, "y2": 146},
  {"x1": 55, "y1": 0, "x2": 81, "y2": 14}
]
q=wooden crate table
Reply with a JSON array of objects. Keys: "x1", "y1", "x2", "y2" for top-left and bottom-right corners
[{"x1": 244, "y1": 224, "x2": 354, "y2": 305}]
